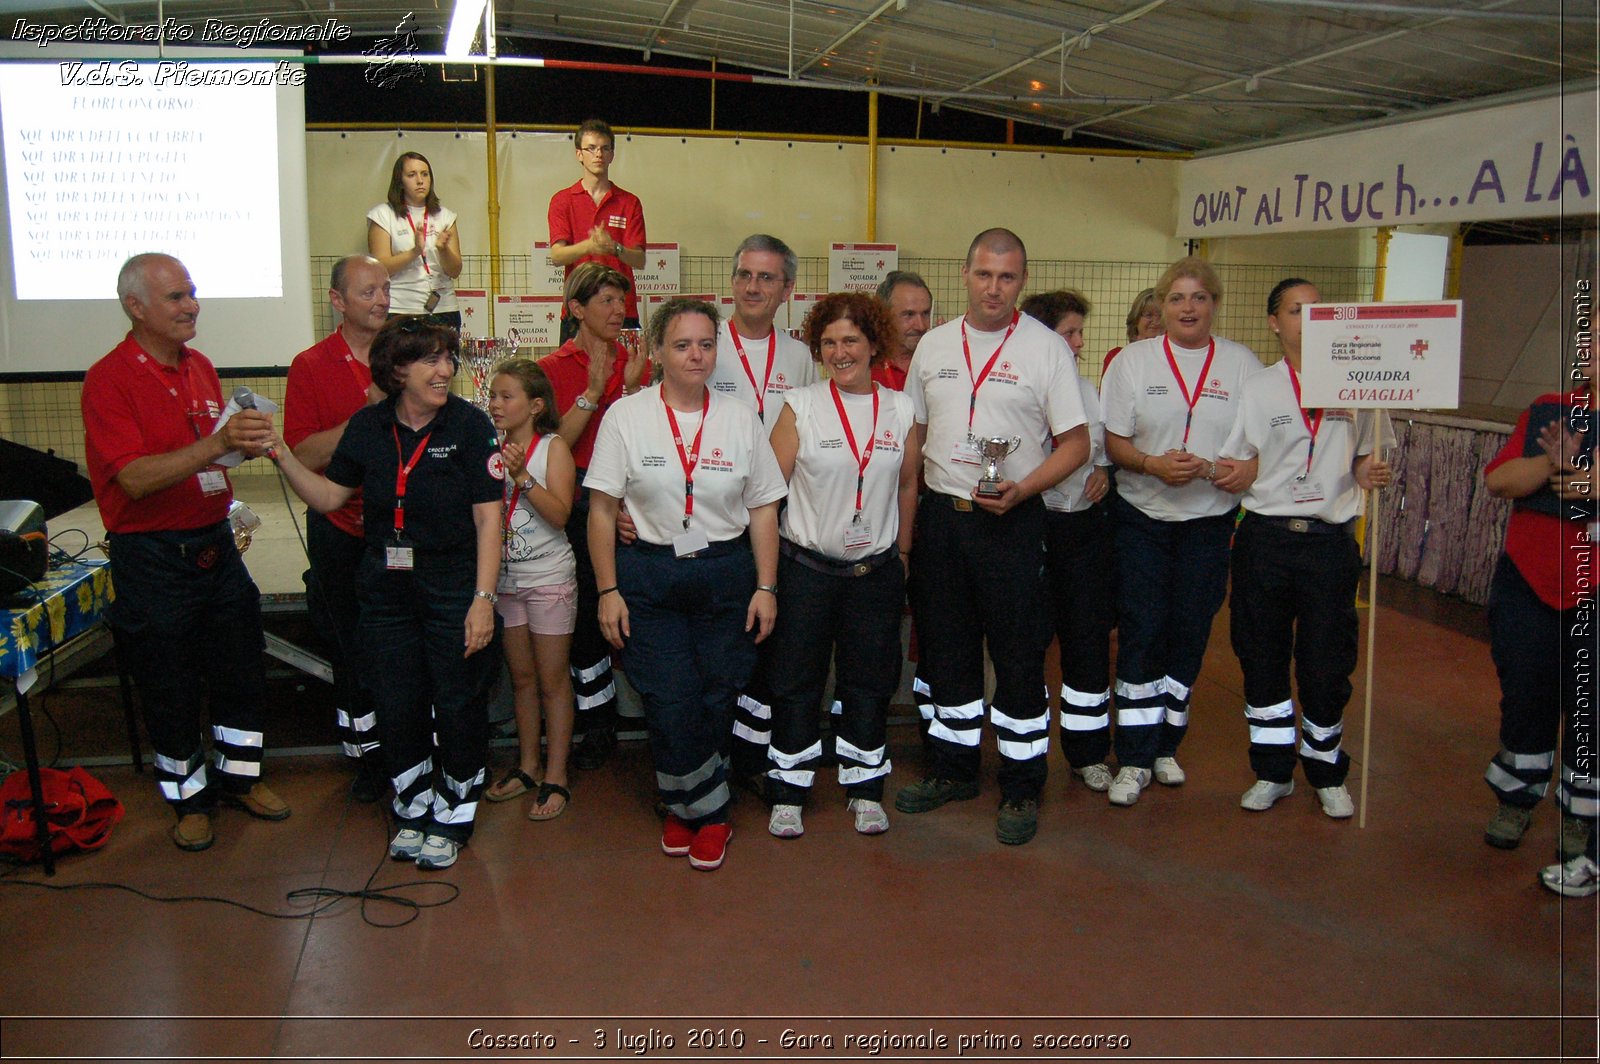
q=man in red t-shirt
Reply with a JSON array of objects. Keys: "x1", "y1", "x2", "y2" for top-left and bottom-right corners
[
  {"x1": 283, "y1": 256, "x2": 388, "y2": 800},
  {"x1": 873, "y1": 270, "x2": 933, "y2": 392},
  {"x1": 82, "y1": 253, "x2": 287, "y2": 852},
  {"x1": 548, "y1": 118, "x2": 647, "y2": 343}
]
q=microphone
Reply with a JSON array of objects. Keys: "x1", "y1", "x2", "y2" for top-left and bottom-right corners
[{"x1": 231, "y1": 386, "x2": 279, "y2": 462}]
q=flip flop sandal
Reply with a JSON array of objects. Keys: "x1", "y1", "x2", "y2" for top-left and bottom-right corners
[
  {"x1": 487, "y1": 768, "x2": 538, "y2": 802},
  {"x1": 528, "y1": 782, "x2": 571, "y2": 821}
]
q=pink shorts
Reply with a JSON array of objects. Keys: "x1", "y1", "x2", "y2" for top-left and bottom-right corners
[{"x1": 495, "y1": 578, "x2": 578, "y2": 635}]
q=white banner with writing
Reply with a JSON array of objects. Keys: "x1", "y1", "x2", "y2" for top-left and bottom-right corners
[
  {"x1": 495, "y1": 294, "x2": 564, "y2": 351},
  {"x1": 828, "y1": 243, "x2": 898, "y2": 294},
  {"x1": 632, "y1": 242, "x2": 680, "y2": 296},
  {"x1": 528, "y1": 242, "x2": 565, "y2": 296},
  {"x1": 1179, "y1": 90, "x2": 1596, "y2": 237}
]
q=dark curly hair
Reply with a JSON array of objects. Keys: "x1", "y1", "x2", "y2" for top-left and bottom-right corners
[
  {"x1": 368, "y1": 316, "x2": 459, "y2": 398},
  {"x1": 1020, "y1": 289, "x2": 1092, "y2": 331},
  {"x1": 800, "y1": 292, "x2": 899, "y2": 365}
]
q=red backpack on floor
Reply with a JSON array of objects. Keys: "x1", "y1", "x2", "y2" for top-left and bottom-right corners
[{"x1": 0, "y1": 766, "x2": 124, "y2": 858}]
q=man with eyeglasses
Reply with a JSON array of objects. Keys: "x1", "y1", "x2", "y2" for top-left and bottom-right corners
[
  {"x1": 711, "y1": 233, "x2": 819, "y2": 793},
  {"x1": 547, "y1": 118, "x2": 647, "y2": 343},
  {"x1": 82, "y1": 253, "x2": 290, "y2": 852}
]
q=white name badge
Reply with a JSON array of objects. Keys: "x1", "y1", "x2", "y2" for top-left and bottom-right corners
[
  {"x1": 386, "y1": 545, "x2": 415, "y2": 570},
  {"x1": 673, "y1": 526, "x2": 710, "y2": 558},
  {"x1": 950, "y1": 438, "x2": 982, "y2": 466},
  {"x1": 197, "y1": 469, "x2": 228, "y2": 495},
  {"x1": 1290, "y1": 479, "x2": 1327, "y2": 504},
  {"x1": 843, "y1": 516, "x2": 874, "y2": 552}
]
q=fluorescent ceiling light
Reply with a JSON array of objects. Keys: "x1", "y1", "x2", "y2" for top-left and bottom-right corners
[{"x1": 445, "y1": 0, "x2": 487, "y2": 58}]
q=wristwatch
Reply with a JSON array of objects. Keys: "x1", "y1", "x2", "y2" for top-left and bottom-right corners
[
  {"x1": 520, "y1": 476, "x2": 536, "y2": 492},
  {"x1": 574, "y1": 394, "x2": 600, "y2": 412},
  {"x1": 473, "y1": 590, "x2": 498, "y2": 605}
]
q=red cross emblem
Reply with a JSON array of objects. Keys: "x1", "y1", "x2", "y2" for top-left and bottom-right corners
[
  {"x1": 464, "y1": 306, "x2": 476, "y2": 318},
  {"x1": 1210, "y1": 378, "x2": 1220, "y2": 387},
  {"x1": 1001, "y1": 361, "x2": 1012, "y2": 372},
  {"x1": 711, "y1": 448, "x2": 724, "y2": 460},
  {"x1": 546, "y1": 312, "x2": 556, "y2": 322},
  {"x1": 775, "y1": 372, "x2": 787, "y2": 383},
  {"x1": 883, "y1": 429, "x2": 895, "y2": 441},
  {"x1": 876, "y1": 259, "x2": 885, "y2": 269},
  {"x1": 1411, "y1": 339, "x2": 1429, "y2": 359},
  {"x1": 657, "y1": 258, "x2": 667, "y2": 269}
]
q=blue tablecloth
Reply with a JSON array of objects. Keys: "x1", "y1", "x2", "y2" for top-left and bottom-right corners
[{"x1": 0, "y1": 560, "x2": 114, "y2": 681}]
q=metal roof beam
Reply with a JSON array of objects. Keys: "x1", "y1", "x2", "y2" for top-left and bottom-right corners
[{"x1": 792, "y1": 0, "x2": 901, "y2": 77}]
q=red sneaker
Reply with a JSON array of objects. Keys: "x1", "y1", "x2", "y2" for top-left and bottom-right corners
[
  {"x1": 688, "y1": 822, "x2": 732, "y2": 871},
  {"x1": 661, "y1": 813, "x2": 693, "y2": 857}
]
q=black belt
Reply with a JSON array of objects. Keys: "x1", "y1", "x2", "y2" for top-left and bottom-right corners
[
  {"x1": 628, "y1": 536, "x2": 748, "y2": 560},
  {"x1": 929, "y1": 492, "x2": 978, "y2": 513},
  {"x1": 1249, "y1": 513, "x2": 1355, "y2": 536},
  {"x1": 780, "y1": 539, "x2": 898, "y2": 578}
]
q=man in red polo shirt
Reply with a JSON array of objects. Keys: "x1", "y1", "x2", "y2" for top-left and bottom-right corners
[
  {"x1": 548, "y1": 118, "x2": 647, "y2": 343},
  {"x1": 539, "y1": 261, "x2": 649, "y2": 768},
  {"x1": 873, "y1": 270, "x2": 934, "y2": 392},
  {"x1": 82, "y1": 253, "x2": 288, "y2": 852},
  {"x1": 283, "y1": 255, "x2": 388, "y2": 801}
]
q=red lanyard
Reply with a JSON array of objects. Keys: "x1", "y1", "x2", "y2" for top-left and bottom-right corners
[
  {"x1": 663, "y1": 389, "x2": 710, "y2": 529},
  {"x1": 134, "y1": 348, "x2": 210, "y2": 441},
  {"x1": 406, "y1": 210, "x2": 431, "y2": 274},
  {"x1": 391, "y1": 425, "x2": 433, "y2": 536},
  {"x1": 830, "y1": 381, "x2": 880, "y2": 518},
  {"x1": 1162, "y1": 336, "x2": 1217, "y2": 450},
  {"x1": 501, "y1": 437, "x2": 537, "y2": 546},
  {"x1": 1285, "y1": 361, "x2": 1324, "y2": 480},
  {"x1": 337, "y1": 331, "x2": 371, "y2": 396},
  {"x1": 960, "y1": 312, "x2": 1019, "y2": 438},
  {"x1": 730, "y1": 327, "x2": 776, "y2": 422}
]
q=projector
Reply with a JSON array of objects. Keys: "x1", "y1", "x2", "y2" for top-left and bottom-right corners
[{"x1": 0, "y1": 499, "x2": 48, "y2": 597}]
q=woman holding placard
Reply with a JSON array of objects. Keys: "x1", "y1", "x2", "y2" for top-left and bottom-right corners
[{"x1": 1218, "y1": 278, "x2": 1392, "y2": 818}]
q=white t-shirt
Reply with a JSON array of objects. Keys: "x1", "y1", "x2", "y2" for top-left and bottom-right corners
[
  {"x1": 366, "y1": 202, "x2": 459, "y2": 315},
  {"x1": 498, "y1": 434, "x2": 576, "y2": 591},
  {"x1": 709, "y1": 321, "x2": 818, "y2": 424},
  {"x1": 1219, "y1": 360, "x2": 1396, "y2": 524},
  {"x1": 906, "y1": 312, "x2": 1087, "y2": 500},
  {"x1": 584, "y1": 385, "x2": 788, "y2": 545},
  {"x1": 779, "y1": 382, "x2": 916, "y2": 560},
  {"x1": 1042, "y1": 371, "x2": 1113, "y2": 514},
  {"x1": 1100, "y1": 334, "x2": 1262, "y2": 520}
]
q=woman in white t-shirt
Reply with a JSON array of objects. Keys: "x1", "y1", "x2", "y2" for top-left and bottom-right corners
[
  {"x1": 1098, "y1": 256, "x2": 1261, "y2": 808},
  {"x1": 485, "y1": 359, "x2": 578, "y2": 820},
  {"x1": 584, "y1": 299, "x2": 787, "y2": 872},
  {"x1": 759, "y1": 292, "x2": 921, "y2": 840},
  {"x1": 367, "y1": 152, "x2": 463, "y2": 328}
]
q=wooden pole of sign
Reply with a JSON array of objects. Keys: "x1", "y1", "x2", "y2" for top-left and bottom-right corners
[{"x1": 1358, "y1": 420, "x2": 1383, "y2": 829}]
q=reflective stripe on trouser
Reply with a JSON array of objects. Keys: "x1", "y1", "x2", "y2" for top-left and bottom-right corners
[
  {"x1": 1111, "y1": 498, "x2": 1235, "y2": 771},
  {"x1": 616, "y1": 543, "x2": 758, "y2": 827},
  {"x1": 1229, "y1": 514, "x2": 1362, "y2": 788},
  {"x1": 1045, "y1": 504, "x2": 1116, "y2": 768},
  {"x1": 566, "y1": 487, "x2": 619, "y2": 730},
  {"x1": 359, "y1": 553, "x2": 499, "y2": 843},
  {"x1": 909, "y1": 495, "x2": 1052, "y2": 801},
  {"x1": 730, "y1": 684, "x2": 773, "y2": 779},
  {"x1": 1486, "y1": 555, "x2": 1592, "y2": 812},
  {"x1": 912, "y1": 675, "x2": 934, "y2": 722},
  {"x1": 305, "y1": 511, "x2": 378, "y2": 762},
  {"x1": 106, "y1": 524, "x2": 268, "y2": 814},
  {"x1": 760, "y1": 549, "x2": 904, "y2": 804}
]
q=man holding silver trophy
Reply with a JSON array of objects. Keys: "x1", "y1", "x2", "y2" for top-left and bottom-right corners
[{"x1": 895, "y1": 228, "x2": 1090, "y2": 845}]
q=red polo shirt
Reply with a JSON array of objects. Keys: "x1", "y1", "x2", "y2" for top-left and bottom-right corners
[
  {"x1": 547, "y1": 178, "x2": 646, "y2": 318},
  {"x1": 1486, "y1": 390, "x2": 1596, "y2": 611},
  {"x1": 872, "y1": 358, "x2": 909, "y2": 392},
  {"x1": 284, "y1": 327, "x2": 371, "y2": 538},
  {"x1": 538, "y1": 337, "x2": 629, "y2": 471},
  {"x1": 82, "y1": 335, "x2": 231, "y2": 533}
]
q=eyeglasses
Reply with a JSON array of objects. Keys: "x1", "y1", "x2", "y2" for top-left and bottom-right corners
[
  {"x1": 732, "y1": 269, "x2": 786, "y2": 287},
  {"x1": 578, "y1": 144, "x2": 615, "y2": 156}
]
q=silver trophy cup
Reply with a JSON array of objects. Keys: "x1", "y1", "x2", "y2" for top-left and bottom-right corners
[{"x1": 975, "y1": 436, "x2": 1022, "y2": 497}]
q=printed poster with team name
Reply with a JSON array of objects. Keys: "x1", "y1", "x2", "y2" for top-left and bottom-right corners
[
  {"x1": 528, "y1": 242, "x2": 566, "y2": 296},
  {"x1": 632, "y1": 243, "x2": 681, "y2": 296},
  {"x1": 494, "y1": 294, "x2": 564, "y2": 352},
  {"x1": 828, "y1": 243, "x2": 898, "y2": 294},
  {"x1": 1300, "y1": 301, "x2": 1462, "y2": 409},
  {"x1": 455, "y1": 289, "x2": 490, "y2": 337}
]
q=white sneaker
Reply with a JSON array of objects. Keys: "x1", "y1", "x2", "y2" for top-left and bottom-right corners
[
  {"x1": 1073, "y1": 763, "x2": 1114, "y2": 792},
  {"x1": 848, "y1": 798, "x2": 890, "y2": 835},
  {"x1": 415, "y1": 834, "x2": 460, "y2": 870},
  {"x1": 1153, "y1": 756, "x2": 1186, "y2": 786},
  {"x1": 1540, "y1": 854, "x2": 1600, "y2": 898},
  {"x1": 768, "y1": 804, "x2": 804, "y2": 838},
  {"x1": 1108, "y1": 766, "x2": 1152, "y2": 807},
  {"x1": 388, "y1": 827, "x2": 425, "y2": 861},
  {"x1": 1241, "y1": 779, "x2": 1295, "y2": 811},
  {"x1": 1316, "y1": 785, "x2": 1355, "y2": 819}
]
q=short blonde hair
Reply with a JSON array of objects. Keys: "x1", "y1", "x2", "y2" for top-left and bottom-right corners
[{"x1": 1155, "y1": 256, "x2": 1223, "y2": 307}]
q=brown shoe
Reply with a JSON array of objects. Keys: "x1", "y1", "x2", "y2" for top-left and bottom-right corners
[
  {"x1": 222, "y1": 783, "x2": 291, "y2": 821},
  {"x1": 171, "y1": 813, "x2": 214, "y2": 852}
]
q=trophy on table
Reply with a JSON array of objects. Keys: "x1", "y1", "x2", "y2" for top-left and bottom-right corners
[
  {"x1": 975, "y1": 436, "x2": 1022, "y2": 498},
  {"x1": 463, "y1": 336, "x2": 506, "y2": 412}
]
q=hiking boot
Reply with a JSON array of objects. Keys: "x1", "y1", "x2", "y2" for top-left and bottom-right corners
[
  {"x1": 1559, "y1": 814, "x2": 1592, "y2": 861},
  {"x1": 894, "y1": 776, "x2": 979, "y2": 814},
  {"x1": 1484, "y1": 802, "x2": 1532, "y2": 850},
  {"x1": 996, "y1": 798, "x2": 1039, "y2": 845}
]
